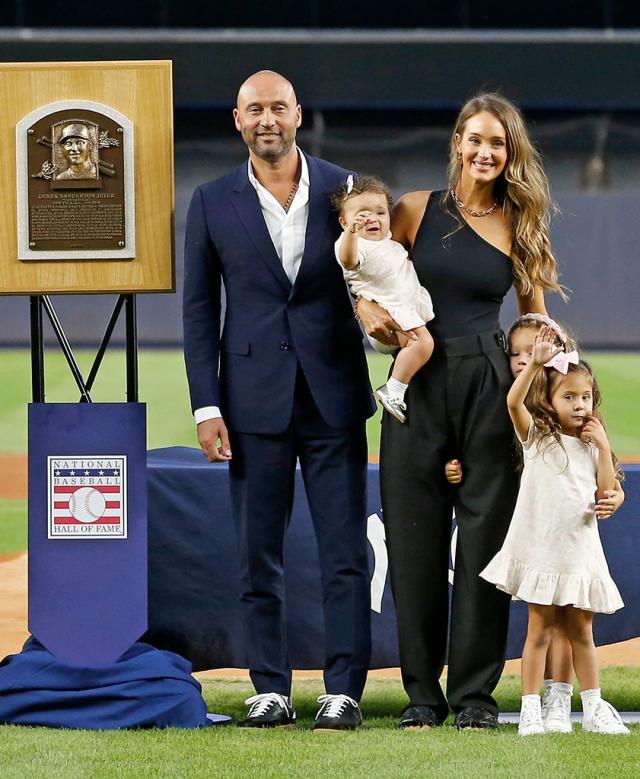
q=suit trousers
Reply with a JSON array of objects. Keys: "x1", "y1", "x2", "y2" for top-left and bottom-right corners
[
  {"x1": 380, "y1": 332, "x2": 519, "y2": 721},
  {"x1": 229, "y1": 369, "x2": 371, "y2": 699}
]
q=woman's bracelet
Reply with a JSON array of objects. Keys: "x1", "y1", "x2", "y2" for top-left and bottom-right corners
[{"x1": 353, "y1": 295, "x2": 362, "y2": 322}]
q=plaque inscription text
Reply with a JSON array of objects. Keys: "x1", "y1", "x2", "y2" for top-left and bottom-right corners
[{"x1": 17, "y1": 100, "x2": 135, "y2": 261}]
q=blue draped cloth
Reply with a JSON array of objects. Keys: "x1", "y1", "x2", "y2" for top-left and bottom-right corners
[{"x1": 0, "y1": 638, "x2": 211, "y2": 729}]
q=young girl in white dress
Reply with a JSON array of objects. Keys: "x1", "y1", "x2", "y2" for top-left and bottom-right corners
[
  {"x1": 447, "y1": 315, "x2": 625, "y2": 733},
  {"x1": 332, "y1": 175, "x2": 434, "y2": 423},
  {"x1": 481, "y1": 326, "x2": 628, "y2": 736}
]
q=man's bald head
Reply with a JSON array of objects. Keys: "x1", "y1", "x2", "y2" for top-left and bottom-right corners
[
  {"x1": 236, "y1": 70, "x2": 297, "y2": 108},
  {"x1": 233, "y1": 70, "x2": 302, "y2": 163}
]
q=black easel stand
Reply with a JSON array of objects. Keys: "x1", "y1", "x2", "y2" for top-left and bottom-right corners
[{"x1": 29, "y1": 294, "x2": 138, "y2": 404}]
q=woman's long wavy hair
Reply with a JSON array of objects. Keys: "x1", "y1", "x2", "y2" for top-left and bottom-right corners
[
  {"x1": 525, "y1": 360, "x2": 623, "y2": 480},
  {"x1": 445, "y1": 93, "x2": 567, "y2": 301}
]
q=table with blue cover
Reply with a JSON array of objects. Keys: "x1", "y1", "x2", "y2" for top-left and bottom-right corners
[{"x1": 145, "y1": 448, "x2": 640, "y2": 671}]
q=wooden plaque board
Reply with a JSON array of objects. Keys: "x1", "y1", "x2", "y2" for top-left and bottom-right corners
[{"x1": 0, "y1": 61, "x2": 174, "y2": 294}]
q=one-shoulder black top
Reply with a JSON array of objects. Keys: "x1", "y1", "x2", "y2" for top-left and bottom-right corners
[{"x1": 411, "y1": 191, "x2": 515, "y2": 340}]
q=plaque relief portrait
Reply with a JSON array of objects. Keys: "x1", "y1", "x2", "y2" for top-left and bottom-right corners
[
  {"x1": 54, "y1": 122, "x2": 99, "y2": 181},
  {"x1": 18, "y1": 100, "x2": 135, "y2": 260},
  {"x1": 30, "y1": 117, "x2": 120, "y2": 190}
]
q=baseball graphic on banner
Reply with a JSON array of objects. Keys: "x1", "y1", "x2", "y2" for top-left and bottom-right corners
[{"x1": 69, "y1": 486, "x2": 106, "y2": 523}]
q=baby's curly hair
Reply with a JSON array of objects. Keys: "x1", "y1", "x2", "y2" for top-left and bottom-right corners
[{"x1": 331, "y1": 174, "x2": 393, "y2": 214}]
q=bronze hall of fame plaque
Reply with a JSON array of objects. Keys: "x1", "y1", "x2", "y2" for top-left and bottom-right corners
[{"x1": 16, "y1": 101, "x2": 135, "y2": 261}]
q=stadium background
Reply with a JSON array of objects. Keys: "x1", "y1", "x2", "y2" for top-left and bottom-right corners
[
  {"x1": 2, "y1": 2, "x2": 640, "y2": 348},
  {"x1": 0, "y1": 7, "x2": 638, "y2": 773}
]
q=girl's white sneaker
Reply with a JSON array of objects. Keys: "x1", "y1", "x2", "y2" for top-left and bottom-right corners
[
  {"x1": 518, "y1": 695, "x2": 545, "y2": 736},
  {"x1": 582, "y1": 700, "x2": 630, "y2": 735},
  {"x1": 543, "y1": 688, "x2": 573, "y2": 733}
]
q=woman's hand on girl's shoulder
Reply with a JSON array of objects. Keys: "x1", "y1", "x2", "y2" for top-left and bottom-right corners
[{"x1": 391, "y1": 191, "x2": 431, "y2": 250}]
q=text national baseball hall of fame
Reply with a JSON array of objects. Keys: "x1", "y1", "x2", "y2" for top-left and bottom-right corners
[{"x1": 47, "y1": 456, "x2": 127, "y2": 539}]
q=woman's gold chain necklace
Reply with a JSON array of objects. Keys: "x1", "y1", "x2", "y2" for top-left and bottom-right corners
[{"x1": 451, "y1": 188, "x2": 498, "y2": 218}]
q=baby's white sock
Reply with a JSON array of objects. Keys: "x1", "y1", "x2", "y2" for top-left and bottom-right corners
[
  {"x1": 387, "y1": 377, "x2": 409, "y2": 402},
  {"x1": 543, "y1": 679, "x2": 553, "y2": 695}
]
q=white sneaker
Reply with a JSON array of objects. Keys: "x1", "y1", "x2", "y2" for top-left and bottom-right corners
[
  {"x1": 582, "y1": 700, "x2": 630, "y2": 735},
  {"x1": 544, "y1": 688, "x2": 573, "y2": 733},
  {"x1": 375, "y1": 385, "x2": 407, "y2": 423},
  {"x1": 541, "y1": 684, "x2": 553, "y2": 720},
  {"x1": 518, "y1": 695, "x2": 545, "y2": 736}
]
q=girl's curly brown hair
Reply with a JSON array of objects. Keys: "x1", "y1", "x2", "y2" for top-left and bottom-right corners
[{"x1": 525, "y1": 360, "x2": 623, "y2": 481}]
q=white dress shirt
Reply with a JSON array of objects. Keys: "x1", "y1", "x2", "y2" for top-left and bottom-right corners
[{"x1": 194, "y1": 149, "x2": 310, "y2": 425}]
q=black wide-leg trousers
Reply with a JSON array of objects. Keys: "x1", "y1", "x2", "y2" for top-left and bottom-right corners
[
  {"x1": 229, "y1": 370, "x2": 371, "y2": 700},
  {"x1": 380, "y1": 331, "x2": 519, "y2": 721}
]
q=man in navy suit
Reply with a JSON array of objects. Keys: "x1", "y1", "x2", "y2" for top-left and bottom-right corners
[{"x1": 183, "y1": 71, "x2": 375, "y2": 730}]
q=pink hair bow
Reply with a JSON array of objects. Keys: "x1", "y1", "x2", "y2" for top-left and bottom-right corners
[{"x1": 544, "y1": 349, "x2": 579, "y2": 374}]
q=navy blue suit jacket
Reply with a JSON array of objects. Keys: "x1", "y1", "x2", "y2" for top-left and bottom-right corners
[{"x1": 183, "y1": 151, "x2": 376, "y2": 435}]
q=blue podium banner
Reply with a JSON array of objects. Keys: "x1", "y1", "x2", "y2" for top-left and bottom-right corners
[
  {"x1": 29, "y1": 403, "x2": 148, "y2": 666},
  {"x1": 146, "y1": 447, "x2": 640, "y2": 670}
]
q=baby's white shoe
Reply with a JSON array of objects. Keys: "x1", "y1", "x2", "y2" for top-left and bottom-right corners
[
  {"x1": 543, "y1": 683, "x2": 573, "y2": 733},
  {"x1": 375, "y1": 384, "x2": 407, "y2": 423},
  {"x1": 518, "y1": 694, "x2": 545, "y2": 736}
]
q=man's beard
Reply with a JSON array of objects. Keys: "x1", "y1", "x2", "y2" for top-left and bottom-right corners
[{"x1": 247, "y1": 131, "x2": 295, "y2": 162}]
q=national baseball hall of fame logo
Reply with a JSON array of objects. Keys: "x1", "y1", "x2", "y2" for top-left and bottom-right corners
[{"x1": 47, "y1": 456, "x2": 127, "y2": 539}]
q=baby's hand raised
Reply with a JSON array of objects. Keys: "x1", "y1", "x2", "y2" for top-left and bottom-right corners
[
  {"x1": 348, "y1": 215, "x2": 366, "y2": 234},
  {"x1": 532, "y1": 325, "x2": 563, "y2": 366}
]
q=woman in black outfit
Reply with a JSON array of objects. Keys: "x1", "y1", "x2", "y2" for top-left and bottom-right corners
[{"x1": 357, "y1": 94, "x2": 564, "y2": 729}]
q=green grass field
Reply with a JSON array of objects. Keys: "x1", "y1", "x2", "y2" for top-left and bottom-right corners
[
  {"x1": 0, "y1": 499, "x2": 27, "y2": 554},
  {"x1": 0, "y1": 349, "x2": 637, "y2": 556},
  {"x1": 1, "y1": 349, "x2": 639, "y2": 457},
  {"x1": 0, "y1": 349, "x2": 638, "y2": 773},
  {"x1": 0, "y1": 673, "x2": 638, "y2": 778}
]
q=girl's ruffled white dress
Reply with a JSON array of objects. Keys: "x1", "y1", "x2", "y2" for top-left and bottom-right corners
[{"x1": 481, "y1": 416, "x2": 624, "y2": 614}]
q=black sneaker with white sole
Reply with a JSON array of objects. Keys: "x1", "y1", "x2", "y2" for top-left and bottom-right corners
[
  {"x1": 238, "y1": 692, "x2": 296, "y2": 728},
  {"x1": 313, "y1": 694, "x2": 362, "y2": 732}
]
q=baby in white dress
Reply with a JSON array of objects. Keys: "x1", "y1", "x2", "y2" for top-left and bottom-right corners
[
  {"x1": 332, "y1": 175, "x2": 434, "y2": 423},
  {"x1": 481, "y1": 325, "x2": 628, "y2": 737}
]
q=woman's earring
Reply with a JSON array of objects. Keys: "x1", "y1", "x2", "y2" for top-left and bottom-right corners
[{"x1": 457, "y1": 152, "x2": 462, "y2": 163}]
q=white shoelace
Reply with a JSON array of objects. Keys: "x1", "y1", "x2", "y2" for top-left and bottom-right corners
[
  {"x1": 541, "y1": 689, "x2": 552, "y2": 718},
  {"x1": 316, "y1": 694, "x2": 357, "y2": 719},
  {"x1": 545, "y1": 690, "x2": 571, "y2": 721},
  {"x1": 244, "y1": 692, "x2": 289, "y2": 718},
  {"x1": 520, "y1": 699, "x2": 542, "y2": 729},
  {"x1": 591, "y1": 700, "x2": 625, "y2": 727}
]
